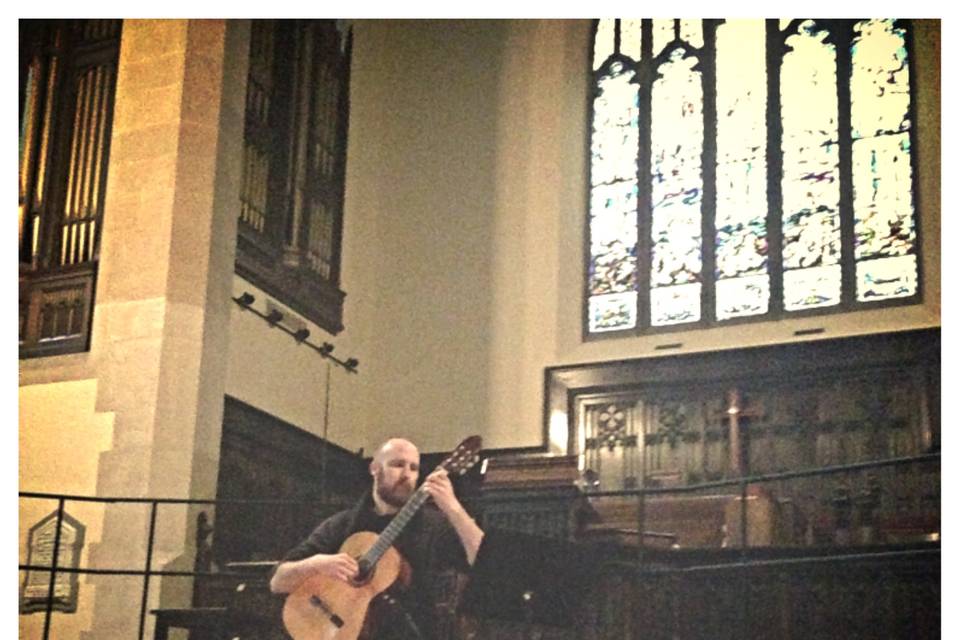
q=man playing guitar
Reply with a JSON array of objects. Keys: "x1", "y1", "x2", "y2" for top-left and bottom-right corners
[{"x1": 270, "y1": 438, "x2": 485, "y2": 639}]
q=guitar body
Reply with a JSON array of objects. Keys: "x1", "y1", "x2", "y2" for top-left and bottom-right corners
[{"x1": 282, "y1": 531, "x2": 406, "y2": 640}]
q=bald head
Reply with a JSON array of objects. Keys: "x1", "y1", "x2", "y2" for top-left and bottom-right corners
[
  {"x1": 370, "y1": 438, "x2": 421, "y2": 513},
  {"x1": 372, "y1": 438, "x2": 420, "y2": 467}
]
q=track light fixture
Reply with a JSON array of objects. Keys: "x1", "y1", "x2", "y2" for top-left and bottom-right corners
[
  {"x1": 266, "y1": 309, "x2": 284, "y2": 325},
  {"x1": 230, "y1": 291, "x2": 358, "y2": 374}
]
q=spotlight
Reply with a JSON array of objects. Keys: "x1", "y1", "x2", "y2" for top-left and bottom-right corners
[
  {"x1": 293, "y1": 328, "x2": 310, "y2": 342},
  {"x1": 319, "y1": 342, "x2": 335, "y2": 356},
  {"x1": 236, "y1": 292, "x2": 255, "y2": 307},
  {"x1": 266, "y1": 309, "x2": 284, "y2": 325},
  {"x1": 345, "y1": 358, "x2": 359, "y2": 371}
]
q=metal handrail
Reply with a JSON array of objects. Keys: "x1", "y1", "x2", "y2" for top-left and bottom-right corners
[
  {"x1": 18, "y1": 451, "x2": 939, "y2": 639},
  {"x1": 624, "y1": 546, "x2": 940, "y2": 575},
  {"x1": 18, "y1": 492, "x2": 355, "y2": 505},
  {"x1": 468, "y1": 452, "x2": 940, "y2": 500}
]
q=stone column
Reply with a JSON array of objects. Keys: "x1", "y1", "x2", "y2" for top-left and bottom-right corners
[{"x1": 83, "y1": 19, "x2": 248, "y2": 638}]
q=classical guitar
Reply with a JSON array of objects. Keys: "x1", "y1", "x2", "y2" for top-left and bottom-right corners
[{"x1": 282, "y1": 436, "x2": 483, "y2": 640}]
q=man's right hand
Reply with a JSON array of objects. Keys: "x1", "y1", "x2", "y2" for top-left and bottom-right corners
[
  {"x1": 270, "y1": 552, "x2": 359, "y2": 593},
  {"x1": 310, "y1": 552, "x2": 359, "y2": 583}
]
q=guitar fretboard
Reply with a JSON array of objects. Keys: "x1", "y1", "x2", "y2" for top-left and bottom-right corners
[{"x1": 361, "y1": 487, "x2": 431, "y2": 567}]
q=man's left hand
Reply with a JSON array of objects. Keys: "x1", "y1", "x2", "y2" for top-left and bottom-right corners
[
  {"x1": 422, "y1": 467, "x2": 484, "y2": 565},
  {"x1": 422, "y1": 468, "x2": 460, "y2": 515}
]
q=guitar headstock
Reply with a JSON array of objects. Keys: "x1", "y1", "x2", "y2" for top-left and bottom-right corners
[{"x1": 439, "y1": 435, "x2": 483, "y2": 476}]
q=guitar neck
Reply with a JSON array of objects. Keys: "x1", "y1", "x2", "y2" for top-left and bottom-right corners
[{"x1": 362, "y1": 487, "x2": 430, "y2": 566}]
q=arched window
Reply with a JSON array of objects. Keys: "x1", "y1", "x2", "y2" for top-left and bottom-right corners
[{"x1": 586, "y1": 19, "x2": 920, "y2": 335}]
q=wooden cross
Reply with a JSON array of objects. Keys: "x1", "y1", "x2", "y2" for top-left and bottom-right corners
[{"x1": 716, "y1": 388, "x2": 765, "y2": 477}]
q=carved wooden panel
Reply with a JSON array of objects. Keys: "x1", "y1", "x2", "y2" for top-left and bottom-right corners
[
  {"x1": 19, "y1": 265, "x2": 96, "y2": 358},
  {"x1": 553, "y1": 330, "x2": 940, "y2": 548}
]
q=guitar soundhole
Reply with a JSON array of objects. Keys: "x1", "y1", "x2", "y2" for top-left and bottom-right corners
[{"x1": 352, "y1": 558, "x2": 375, "y2": 587}]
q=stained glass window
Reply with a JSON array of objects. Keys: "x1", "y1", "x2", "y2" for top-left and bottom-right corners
[
  {"x1": 650, "y1": 48, "x2": 704, "y2": 326},
  {"x1": 781, "y1": 20, "x2": 842, "y2": 311},
  {"x1": 588, "y1": 56, "x2": 640, "y2": 332},
  {"x1": 850, "y1": 19, "x2": 918, "y2": 301},
  {"x1": 586, "y1": 19, "x2": 921, "y2": 336},
  {"x1": 715, "y1": 19, "x2": 768, "y2": 320}
]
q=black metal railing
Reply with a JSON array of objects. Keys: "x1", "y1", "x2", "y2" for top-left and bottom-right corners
[
  {"x1": 18, "y1": 452, "x2": 939, "y2": 639},
  {"x1": 18, "y1": 493, "x2": 349, "y2": 640}
]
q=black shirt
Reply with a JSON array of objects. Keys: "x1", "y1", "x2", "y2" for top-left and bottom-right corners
[{"x1": 282, "y1": 491, "x2": 469, "y2": 639}]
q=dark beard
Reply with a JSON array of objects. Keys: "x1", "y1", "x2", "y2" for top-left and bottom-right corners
[{"x1": 376, "y1": 475, "x2": 413, "y2": 508}]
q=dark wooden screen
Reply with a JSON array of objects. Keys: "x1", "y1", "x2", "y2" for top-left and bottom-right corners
[
  {"x1": 19, "y1": 19, "x2": 121, "y2": 358},
  {"x1": 211, "y1": 396, "x2": 367, "y2": 566},
  {"x1": 236, "y1": 19, "x2": 352, "y2": 334}
]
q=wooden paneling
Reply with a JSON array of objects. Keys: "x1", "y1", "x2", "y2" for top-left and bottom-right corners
[
  {"x1": 545, "y1": 329, "x2": 940, "y2": 548},
  {"x1": 461, "y1": 545, "x2": 938, "y2": 640},
  {"x1": 211, "y1": 396, "x2": 366, "y2": 565}
]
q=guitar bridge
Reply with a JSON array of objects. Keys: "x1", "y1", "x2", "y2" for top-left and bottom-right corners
[{"x1": 308, "y1": 594, "x2": 344, "y2": 628}]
